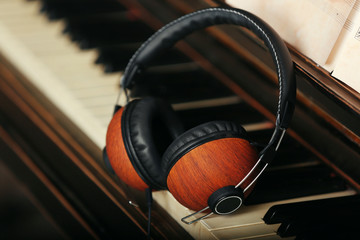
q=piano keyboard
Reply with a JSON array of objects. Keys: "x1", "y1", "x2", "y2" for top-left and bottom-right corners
[
  {"x1": 0, "y1": 0, "x2": 121, "y2": 148},
  {"x1": 0, "y1": 0, "x2": 357, "y2": 239}
]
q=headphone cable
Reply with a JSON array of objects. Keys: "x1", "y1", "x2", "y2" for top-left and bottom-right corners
[{"x1": 146, "y1": 188, "x2": 153, "y2": 240}]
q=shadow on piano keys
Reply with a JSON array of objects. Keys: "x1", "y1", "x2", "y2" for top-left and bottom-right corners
[{"x1": 0, "y1": 0, "x2": 359, "y2": 239}]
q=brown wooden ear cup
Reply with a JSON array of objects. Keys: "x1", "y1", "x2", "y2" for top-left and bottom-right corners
[
  {"x1": 162, "y1": 121, "x2": 258, "y2": 211},
  {"x1": 106, "y1": 107, "x2": 149, "y2": 191},
  {"x1": 106, "y1": 97, "x2": 184, "y2": 191}
]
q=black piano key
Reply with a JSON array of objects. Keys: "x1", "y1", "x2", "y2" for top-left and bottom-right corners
[
  {"x1": 97, "y1": 45, "x2": 191, "y2": 73},
  {"x1": 40, "y1": 0, "x2": 126, "y2": 20},
  {"x1": 279, "y1": 218, "x2": 360, "y2": 238},
  {"x1": 246, "y1": 129, "x2": 315, "y2": 163},
  {"x1": 264, "y1": 194, "x2": 360, "y2": 224},
  {"x1": 247, "y1": 131, "x2": 310, "y2": 167},
  {"x1": 244, "y1": 164, "x2": 347, "y2": 205},
  {"x1": 130, "y1": 68, "x2": 235, "y2": 103},
  {"x1": 63, "y1": 12, "x2": 154, "y2": 49},
  {"x1": 264, "y1": 195, "x2": 360, "y2": 238},
  {"x1": 95, "y1": 44, "x2": 140, "y2": 72},
  {"x1": 239, "y1": 130, "x2": 321, "y2": 171},
  {"x1": 176, "y1": 101, "x2": 267, "y2": 129},
  {"x1": 95, "y1": 43, "x2": 139, "y2": 63},
  {"x1": 269, "y1": 135, "x2": 320, "y2": 168},
  {"x1": 296, "y1": 223, "x2": 360, "y2": 240}
]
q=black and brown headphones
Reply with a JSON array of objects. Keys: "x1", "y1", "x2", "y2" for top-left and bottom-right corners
[{"x1": 104, "y1": 7, "x2": 296, "y2": 223}]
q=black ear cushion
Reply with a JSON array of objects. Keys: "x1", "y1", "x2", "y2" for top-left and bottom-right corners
[
  {"x1": 122, "y1": 97, "x2": 184, "y2": 190},
  {"x1": 162, "y1": 121, "x2": 248, "y2": 180}
]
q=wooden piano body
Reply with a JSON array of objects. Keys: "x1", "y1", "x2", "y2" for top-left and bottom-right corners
[{"x1": 0, "y1": 0, "x2": 359, "y2": 239}]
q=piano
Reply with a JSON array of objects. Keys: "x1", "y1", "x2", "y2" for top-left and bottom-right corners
[{"x1": 0, "y1": 0, "x2": 359, "y2": 239}]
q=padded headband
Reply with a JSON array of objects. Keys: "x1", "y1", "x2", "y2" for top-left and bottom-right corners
[{"x1": 121, "y1": 7, "x2": 296, "y2": 130}]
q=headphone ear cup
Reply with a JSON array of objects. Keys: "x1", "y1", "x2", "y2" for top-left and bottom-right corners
[
  {"x1": 106, "y1": 97, "x2": 184, "y2": 191},
  {"x1": 106, "y1": 106, "x2": 149, "y2": 190},
  {"x1": 162, "y1": 121, "x2": 258, "y2": 211}
]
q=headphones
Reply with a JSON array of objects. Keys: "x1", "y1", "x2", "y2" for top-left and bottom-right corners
[{"x1": 104, "y1": 7, "x2": 296, "y2": 223}]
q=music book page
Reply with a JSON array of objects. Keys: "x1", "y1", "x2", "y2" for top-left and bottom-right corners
[
  {"x1": 331, "y1": 2, "x2": 360, "y2": 93},
  {"x1": 226, "y1": 0, "x2": 360, "y2": 93},
  {"x1": 226, "y1": 0, "x2": 355, "y2": 65}
]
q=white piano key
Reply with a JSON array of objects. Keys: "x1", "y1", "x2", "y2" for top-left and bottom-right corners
[
  {"x1": 63, "y1": 75, "x2": 120, "y2": 90},
  {"x1": 40, "y1": 52, "x2": 99, "y2": 72},
  {"x1": 0, "y1": 1, "x2": 39, "y2": 16},
  {"x1": 80, "y1": 94, "x2": 120, "y2": 108},
  {"x1": 72, "y1": 85, "x2": 119, "y2": 99},
  {"x1": 0, "y1": 1, "x2": 110, "y2": 147}
]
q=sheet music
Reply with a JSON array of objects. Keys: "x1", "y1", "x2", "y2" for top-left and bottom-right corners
[
  {"x1": 226, "y1": 0, "x2": 356, "y2": 65},
  {"x1": 331, "y1": 1, "x2": 360, "y2": 93},
  {"x1": 226, "y1": 0, "x2": 360, "y2": 93}
]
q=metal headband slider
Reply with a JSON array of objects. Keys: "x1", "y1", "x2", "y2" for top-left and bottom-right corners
[
  {"x1": 181, "y1": 207, "x2": 213, "y2": 225},
  {"x1": 273, "y1": 127, "x2": 286, "y2": 151}
]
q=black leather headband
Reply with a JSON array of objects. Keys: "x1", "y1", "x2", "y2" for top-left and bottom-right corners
[{"x1": 121, "y1": 7, "x2": 296, "y2": 129}]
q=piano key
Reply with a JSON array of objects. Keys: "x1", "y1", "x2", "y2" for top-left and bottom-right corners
[
  {"x1": 130, "y1": 68, "x2": 236, "y2": 103},
  {"x1": 278, "y1": 218, "x2": 360, "y2": 239},
  {"x1": 71, "y1": 83, "x2": 119, "y2": 99},
  {"x1": 63, "y1": 12, "x2": 154, "y2": 49},
  {"x1": 245, "y1": 164, "x2": 348, "y2": 205},
  {"x1": 40, "y1": 0, "x2": 126, "y2": 20},
  {"x1": 96, "y1": 45, "x2": 192, "y2": 73},
  {"x1": 95, "y1": 42, "x2": 141, "y2": 65},
  {"x1": 173, "y1": 96, "x2": 275, "y2": 134},
  {"x1": 269, "y1": 139, "x2": 319, "y2": 168},
  {"x1": 245, "y1": 131, "x2": 321, "y2": 171},
  {"x1": 264, "y1": 194, "x2": 360, "y2": 224},
  {"x1": 172, "y1": 95, "x2": 243, "y2": 111},
  {"x1": 263, "y1": 194, "x2": 360, "y2": 238},
  {"x1": 175, "y1": 99, "x2": 267, "y2": 128},
  {"x1": 0, "y1": 0, "x2": 42, "y2": 22},
  {"x1": 296, "y1": 223, "x2": 360, "y2": 240},
  {"x1": 62, "y1": 73, "x2": 119, "y2": 90},
  {"x1": 194, "y1": 189, "x2": 355, "y2": 240},
  {"x1": 0, "y1": 0, "x2": 121, "y2": 146}
]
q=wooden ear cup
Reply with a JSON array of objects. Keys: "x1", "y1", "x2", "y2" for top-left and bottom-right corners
[
  {"x1": 164, "y1": 123, "x2": 258, "y2": 211},
  {"x1": 106, "y1": 97, "x2": 185, "y2": 191},
  {"x1": 106, "y1": 107, "x2": 149, "y2": 191}
]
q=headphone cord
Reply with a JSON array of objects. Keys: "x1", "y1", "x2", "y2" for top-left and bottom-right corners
[{"x1": 145, "y1": 188, "x2": 153, "y2": 240}]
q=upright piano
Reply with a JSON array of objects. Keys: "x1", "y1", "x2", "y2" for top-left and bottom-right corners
[{"x1": 0, "y1": 0, "x2": 359, "y2": 239}]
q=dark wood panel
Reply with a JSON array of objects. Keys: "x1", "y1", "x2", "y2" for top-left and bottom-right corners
[{"x1": 0, "y1": 123, "x2": 96, "y2": 239}]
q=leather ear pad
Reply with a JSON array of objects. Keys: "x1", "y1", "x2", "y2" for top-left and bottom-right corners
[
  {"x1": 162, "y1": 121, "x2": 248, "y2": 181},
  {"x1": 122, "y1": 97, "x2": 184, "y2": 190}
]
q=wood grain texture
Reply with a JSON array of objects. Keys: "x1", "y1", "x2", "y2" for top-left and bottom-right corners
[
  {"x1": 167, "y1": 138, "x2": 258, "y2": 211},
  {"x1": 106, "y1": 108, "x2": 148, "y2": 191}
]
